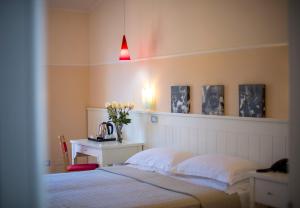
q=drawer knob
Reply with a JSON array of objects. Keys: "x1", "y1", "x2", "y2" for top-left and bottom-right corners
[{"x1": 267, "y1": 192, "x2": 273, "y2": 196}]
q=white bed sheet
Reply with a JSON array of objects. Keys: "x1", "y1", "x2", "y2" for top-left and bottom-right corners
[
  {"x1": 170, "y1": 175, "x2": 250, "y2": 194},
  {"x1": 127, "y1": 164, "x2": 250, "y2": 208},
  {"x1": 170, "y1": 175, "x2": 250, "y2": 208}
]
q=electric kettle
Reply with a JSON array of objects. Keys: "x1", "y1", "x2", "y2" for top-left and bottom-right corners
[{"x1": 97, "y1": 122, "x2": 114, "y2": 138}]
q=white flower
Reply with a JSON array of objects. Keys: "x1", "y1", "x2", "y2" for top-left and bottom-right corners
[
  {"x1": 105, "y1": 102, "x2": 111, "y2": 108},
  {"x1": 111, "y1": 101, "x2": 117, "y2": 108},
  {"x1": 124, "y1": 102, "x2": 129, "y2": 108},
  {"x1": 107, "y1": 101, "x2": 134, "y2": 110},
  {"x1": 117, "y1": 103, "x2": 122, "y2": 109}
]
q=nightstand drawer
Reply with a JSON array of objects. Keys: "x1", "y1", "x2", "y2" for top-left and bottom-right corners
[
  {"x1": 102, "y1": 146, "x2": 141, "y2": 165},
  {"x1": 255, "y1": 179, "x2": 288, "y2": 208},
  {"x1": 76, "y1": 145, "x2": 99, "y2": 157}
]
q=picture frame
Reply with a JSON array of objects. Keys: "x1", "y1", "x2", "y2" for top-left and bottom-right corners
[
  {"x1": 239, "y1": 84, "x2": 266, "y2": 117},
  {"x1": 202, "y1": 85, "x2": 224, "y2": 115},
  {"x1": 171, "y1": 86, "x2": 190, "y2": 113}
]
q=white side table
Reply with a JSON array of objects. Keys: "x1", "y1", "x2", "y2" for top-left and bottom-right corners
[
  {"x1": 249, "y1": 171, "x2": 288, "y2": 208},
  {"x1": 70, "y1": 139, "x2": 144, "y2": 166}
]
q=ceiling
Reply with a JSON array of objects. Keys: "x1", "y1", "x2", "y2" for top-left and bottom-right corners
[{"x1": 47, "y1": 0, "x2": 103, "y2": 12}]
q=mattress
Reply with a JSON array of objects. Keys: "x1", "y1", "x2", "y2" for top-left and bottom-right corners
[{"x1": 46, "y1": 165, "x2": 241, "y2": 208}]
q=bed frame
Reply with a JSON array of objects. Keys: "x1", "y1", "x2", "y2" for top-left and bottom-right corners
[{"x1": 87, "y1": 108, "x2": 288, "y2": 167}]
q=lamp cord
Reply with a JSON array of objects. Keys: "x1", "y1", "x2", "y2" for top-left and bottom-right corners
[{"x1": 123, "y1": 0, "x2": 126, "y2": 35}]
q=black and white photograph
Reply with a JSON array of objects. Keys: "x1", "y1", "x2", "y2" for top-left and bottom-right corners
[
  {"x1": 202, "y1": 85, "x2": 224, "y2": 115},
  {"x1": 171, "y1": 86, "x2": 190, "y2": 113},
  {"x1": 239, "y1": 84, "x2": 266, "y2": 117}
]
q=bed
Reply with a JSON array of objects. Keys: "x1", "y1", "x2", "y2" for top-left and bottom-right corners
[
  {"x1": 64, "y1": 108, "x2": 287, "y2": 208},
  {"x1": 47, "y1": 165, "x2": 242, "y2": 208},
  {"x1": 46, "y1": 148, "x2": 258, "y2": 208}
]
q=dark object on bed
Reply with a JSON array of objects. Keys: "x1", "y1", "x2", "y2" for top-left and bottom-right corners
[
  {"x1": 256, "y1": 158, "x2": 288, "y2": 173},
  {"x1": 88, "y1": 137, "x2": 116, "y2": 142}
]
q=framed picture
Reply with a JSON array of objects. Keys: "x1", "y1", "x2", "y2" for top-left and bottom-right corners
[
  {"x1": 171, "y1": 86, "x2": 190, "y2": 113},
  {"x1": 202, "y1": 85, "x2": 224, "y2": 115},
  {"x1": 239, "y1": 84, "x2": 266, "y2": 117}
]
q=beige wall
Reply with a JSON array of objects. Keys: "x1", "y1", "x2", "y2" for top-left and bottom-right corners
[
  {"x1": 89, "y1": 46, "x2": 288, "y2": 118},
  {"x1": 47, "y1": 67, "x2": 89, "y2": 172},
  {"x1": 89, "y1": 0, "x2": 288, "y2": 64},
  {"x1": 47, "y1": 9, "x2": 90, "y2": 172},
  {"x1": 48, "y1": 9, "x2": 89, "y2": 65},
  {"x1": 89, "y1": 0, "x2": 288, "y2": 119}
]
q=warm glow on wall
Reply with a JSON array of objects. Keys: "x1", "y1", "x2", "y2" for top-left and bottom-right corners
[{"x1": 142, "y1": 83, "x2": 155, "y2": 110}]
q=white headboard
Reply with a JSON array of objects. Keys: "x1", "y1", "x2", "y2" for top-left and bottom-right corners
[{"x1": 87, "y1": 108, "x2": 288, "y2": 167}]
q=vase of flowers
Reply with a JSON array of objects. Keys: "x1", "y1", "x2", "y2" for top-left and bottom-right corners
[{"x1": 105, "y1": 101, "x2": 134, "y2": 143}]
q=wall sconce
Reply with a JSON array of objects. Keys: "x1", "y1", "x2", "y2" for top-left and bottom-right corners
[{"x1": 142, "y1": 84, "x2": 155, "y2": 110}]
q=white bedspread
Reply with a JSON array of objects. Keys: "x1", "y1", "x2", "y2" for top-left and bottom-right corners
[{"x1": 46, "y1": 166, "x2": 241, "y2": 208}]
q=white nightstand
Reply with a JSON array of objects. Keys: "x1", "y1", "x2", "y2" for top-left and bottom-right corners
[
  {"x1": 250, "y1": 171, "x2": 288, "y2": 208},
  {"x1": 70, "y1": 139, "x2": 144, "y2": 166}
]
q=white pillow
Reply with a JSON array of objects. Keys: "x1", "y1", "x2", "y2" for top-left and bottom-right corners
[
  {"x1": 173, "y1": 154, "x2": 259, "y2": 185},
  {"x1": 125, "y1": 148, "x2": 193, "y2": 172}
]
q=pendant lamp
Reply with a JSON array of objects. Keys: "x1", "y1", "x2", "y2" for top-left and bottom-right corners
[{"x1": 119, "y1": 0, "x2": 130, "y2": 60}]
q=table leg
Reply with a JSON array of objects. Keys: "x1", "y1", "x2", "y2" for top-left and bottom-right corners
[
  {"x1": 71, "y1": 144, "x2": 77, "y2": 165},
  {"x1": 96, "y1": 152, "x2": 103, "y2": 167}
]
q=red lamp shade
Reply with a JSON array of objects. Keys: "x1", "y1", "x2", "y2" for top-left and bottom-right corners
[{"x1": 119, "y1": 35, "x2": 130, "y2": 60}]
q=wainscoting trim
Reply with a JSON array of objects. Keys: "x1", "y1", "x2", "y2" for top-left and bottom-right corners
[{"x1": 89, "y1": 43, "x2": 288, "y2": 66}]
